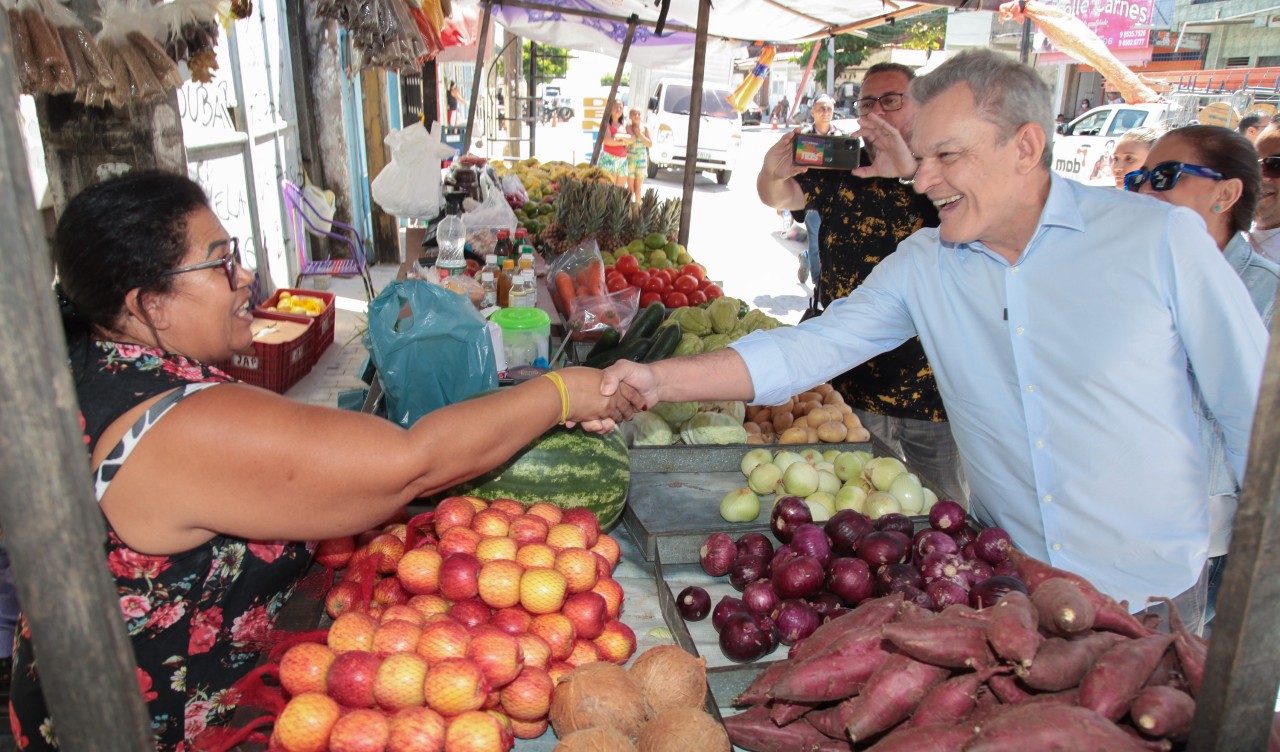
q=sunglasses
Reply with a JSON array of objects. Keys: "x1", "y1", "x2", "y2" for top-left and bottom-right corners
[
  {"x1": 854, "y1": 92, "x2": 905, "y2": 116},
  {"x1": 1124, "y1": 161, "x2": 1224, "y2": 192},
  {"x1": 162, "y1": 238, "x2": 242, "y2": 290},
  {"x1": 1260, "y1": 156, "x2": 1280, "y2": 180}
]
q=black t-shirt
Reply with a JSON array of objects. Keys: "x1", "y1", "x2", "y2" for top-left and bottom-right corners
[{"x1": 795, "y1": 168, "x2": 947, "y2": 422}]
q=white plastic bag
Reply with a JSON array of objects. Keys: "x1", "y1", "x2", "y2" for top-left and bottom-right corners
[
  {"x1": 371, "y1": 121, "x2": 456, "y2": 218},
  {"x1": 461, "y1": 173, "x2": 519, "y2": 256}
]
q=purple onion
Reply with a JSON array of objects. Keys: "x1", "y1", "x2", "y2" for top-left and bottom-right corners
[
  {"x1": 875, "y1": 562, "x2": 923, "y2": 596},
  {"x1": 899, "y1": 585, "x2": 937, "y2": 611},
  {"x1": 789, "y1": 524, "x2": 832, "y2": 567},
  {"x1": 928, "y1": 500, "x2": 967, "y2": 531},
  {"x1": 960, "y1": 542, "x2": 979, "y2": 562},
  {"x1": 677, "y1": 586, "x2": 711, "y2": 621},
  {"x1": 729, "y1": 554, "x2": 769, "y2": 591},
  {"x1": 919, "y1": 552, "x2": 967, "y2": 584},
  {"x1": 769, "y1": 545, "x2": 795, "y2": 575},
  {"x1": 993, "y1": 559, "x2": 1020, "y2": 579},
  {"x1": 700, "y1": 533, "x2": 737, "y2": 577},
  {"x1": 712, "y1": 596, "x2": 747, "y2": 632},
  {"x1": 875, "y1": 513, "x2": 915, "y2": 537},
  {"x1": 772, "y1": 600, "x2": 821, "y2": 646},
  {"x1": 773, "y1": 555, "x2": 825, "y2": 600},
  {"x1": 736, "y1": 532, "x2": 775, "y2": 560},
  {"x1": 912, "y1": 529, "x2": 959, "y2": 563},
  {"x1": 770, "y1": 496, "x2": 812, "y2": 543},
  {"x1": 808, "y1": 592, "x2": 843, "y2": 618},
  {"x1": 742, "y1": 579, "x2": 781, "y2": 616},
  {"x1": 827, "y1": 557, "x2": 875, "y2": 605},
  {"x1": 964, "y1": 558, "x2": 995, "y2": 584},
  {"x1": 926, "y1": 578, "x2": 971, "y2": 610},
  {"x1": 951, "y1": 524, "x2": 979, "y2": 548},
  {"x1": 752, "y1": 612, "x2": 780, "y2": 654},
  {"x1": 719, "y1": 612, "x2": 771, "y2": 663},
  {"x1": 974, "y1": 527, "x2": 1014, "y2": 565},
  {"x1": 969, "y1": 575, "x2": 1029, "y2": 609},
  {"x1": 857, "y1": 531, "x2": 908, "y2": 567},
  {"x1": 826, "y1": 509, "x2": 874, "y2": 556}
]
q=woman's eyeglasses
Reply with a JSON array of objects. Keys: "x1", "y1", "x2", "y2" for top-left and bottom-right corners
[
  {"x1": 1124, "y1": 162, "x2": 1224, "y2": 192},
  {"x1": 1260, "y1": 156, "x2": 1280, "y2": 180},
  {"x1": 162, "y1": 238, "x2": 242, "y2": 290},
  {"x1": 854, "y1": 93, "x2": 905, "y2": 116}
]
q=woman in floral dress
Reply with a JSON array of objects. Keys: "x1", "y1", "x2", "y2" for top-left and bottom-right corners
[{"x1": 9, "y1": 172, "x2": 639, "y2": 750}]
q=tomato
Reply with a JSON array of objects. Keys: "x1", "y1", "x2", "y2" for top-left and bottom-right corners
[
  {"x1": 627, "y1": 271, "x2": 650, "y2": 288},
  {"x1": 698, "y1": 277, "x2": 714, "y2": 290},
  {"x1": 703, "y1": 284, "x2": 724, "y2": 300},
  {"x1": 672, "y1": 274, "x2": 699, "y2": 295},
  {"x1": 659, "y1": 267, "x2": 679, "y2": 283},
  {"x1": 615, "y1": 254, "x2": 640, "y2": 276},
  {"x1": 663, "y1": 291, "x2": 689, "y2": 309},
  {"x1": 686, "y1": 289, "x2": 708, "y2": 306},
  {"x1": 606, "y1": 273, "x2": 630, "y2": 294},
  {"x1": 642, "y1": 276, "x2": 669, "y2": 294},
  {"x1": 639, "y1": 291, "x2": 664, "y2": 308},
  {"x1": 680, "y1": 263, "x2": 706, "y2": 283}
]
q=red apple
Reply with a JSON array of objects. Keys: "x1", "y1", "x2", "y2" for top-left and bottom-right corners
[
  {"x1": 325, "y1": 650, "x2": 382, "y2": 708},
  {"x1": 438, "y1": 552, "x2": 482, "y2": 602}
]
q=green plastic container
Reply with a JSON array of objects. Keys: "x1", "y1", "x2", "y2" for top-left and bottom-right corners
[{"x1": 491, "y1": 307, "x2": 551, "y2": 367}]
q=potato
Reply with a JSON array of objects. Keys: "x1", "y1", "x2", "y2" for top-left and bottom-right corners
[
  {"x1": 806, "y1": 427, "x2": 819, "y2": 443},
  {"x1": 798, "y1": 399, "x2": 822, "y2": 417},
  {"x1": 810, "y1": 407, "x2": 839, "y2": 426},
  {"x1": 746, "y1": 433, "x2": 769, "y2": 445},
  {"x1": 798, "y1": 391, "x2": 822, "y2": 404},
  {"x1": 822, "y1": 391, "x2": 843, "y2": 406},
  {"x1": 838, "y1": 403, "x2": 854, "y2": 415},
  {"x1": 779, "y1": 427, "x2": 809, "y2": 444},
  {"x1": 817, "y1": 421, "x2": 848, "y2": 443},
  {"x1": 758, "y1": 420, "x2": 774, "y2": 435},
  {"x1": 813, "y1": 383, "x2": 834, "y2": 396},
  {"x1": 792, "y1": 415, "x2": 810, "y2": 429},
  {"x1": 743, "y1": 421, "x2": 761, "y2": 434},
  {"x1": 843, "y1": 414, "x2": 864, "y2": 434},
  {"x1": 772, "y1": 411, "x2": 794, "y2": 431},
  {"x1": 761, "y1": 431, "x2": 776, "y2": 444},
  {"x1": 847, "y1": 427, "x2": 871, "y2": 443},
  {"x1": 754, "y1": 407, "x2": 773, "y2": 423},
  {"x1": 775, "y1": 397, "x2": 796, "y2": 412}
]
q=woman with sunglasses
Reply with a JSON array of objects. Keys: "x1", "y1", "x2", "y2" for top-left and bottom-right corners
[
  {"x1": 14, "y1": 171, "x2": 641, "y2": 750},
  {"x1": 1129, "y1": 125, "x2": 1279, "y2": 629},
  {"x1": 1251, "y1": 122, "x2": 1280, "y2": 264}
]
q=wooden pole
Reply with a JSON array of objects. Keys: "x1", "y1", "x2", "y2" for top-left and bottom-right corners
[
  {"x1": 789, "y1": 40, "x2": 822, "y2": 123},
  {"x1": 1187, "y1": 302, "x2": 1280, "y2": 751},
  {"x1": 0, "y1": 13, "x2": 154, "y2": 750},
  {"x1": 361, "y1": 68, "x2": 400, "y2": 263},
  {"x1": 463, "y1": 0, "x2": 494, "y2": 152},
  {"x1": 678, "y1": 0, "x2": 712, "y2": 246},
  {"x1": 591, "y1": 15, "x2": 638, "y2": 167}
]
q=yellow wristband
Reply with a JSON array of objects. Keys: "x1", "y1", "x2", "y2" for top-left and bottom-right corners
[{"x1": 543, "y1": 371, "x2": 570, "y2": 424}]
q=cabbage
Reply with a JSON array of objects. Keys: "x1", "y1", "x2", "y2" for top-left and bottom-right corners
[
  {"x1": 698, "y1": 400, "x2": 747, "y2": 424},
  {"x1": 630, "y1": 411, "x2": 674, "y2": 446},
  {"x1": 651, "y1": 401, "x2": 699, "y2": 426},
  {"x1": 680, "y1": 412, "x2": 749, "y2": 445}
]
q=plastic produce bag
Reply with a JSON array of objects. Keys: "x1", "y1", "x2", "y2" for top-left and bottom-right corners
[
  {"x1": 364, "y1": 279, "x2": 498, "y2": 428},
  {"x1": 547, "y1": 239, "x2": 640, "y2": 340},
  {"x1": 371, "y1": 121, "x2": 455, "y2": 218},
  {"x1": 462, "y1": 173, "x2": 519, "y2": 256}
]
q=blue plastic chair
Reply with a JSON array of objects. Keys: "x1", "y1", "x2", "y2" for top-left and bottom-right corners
[{"x1": 281, "y1": 179, "x2": 375, "y2": 300}]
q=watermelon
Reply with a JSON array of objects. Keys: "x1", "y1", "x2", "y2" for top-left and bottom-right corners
[{"x1": 450, "y1": 425, "x2": 630, "y2": 530}]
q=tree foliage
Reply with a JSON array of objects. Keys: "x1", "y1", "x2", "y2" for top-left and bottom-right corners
[
  {"x1": 799, "y1": 35, "x2": 878, "y2": 92},
  {"x1": 601, "y1": 72, "x2": 631, "y2": 87},
  {"x1": 899, "y1": 10, "x2": 947, "y2": 51},
  {"x1": 494, "y1": 40, "x2": 571, "y2": 84}
]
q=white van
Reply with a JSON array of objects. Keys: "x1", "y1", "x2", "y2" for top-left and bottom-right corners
[
  {"x1": 1051, "y1": 103, "x2": 1171, "y2": 186},
  {"x1": 645, "y1": 79, "x2": 743, "y2": 186}
]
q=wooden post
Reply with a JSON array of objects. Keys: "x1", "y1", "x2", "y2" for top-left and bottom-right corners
[
  {"x1": 286, "y1": 0, "x2": 322, "y2": 185},
  {"x1": 503, "y1": 32, "x2": 522, "y2": 155},
  {"x1": 591, "y1": 16, "x2": 638, "y2": 167},
  {"x1": 678, "y1": 0, "x2": 712, "y2": 247},
  {"x1": 462, "y1": 0, "x2": 493, "y2": 152},
  {"x1": 1187, "y1": 305, "x2": 1280, "y2": 751},
  {"x1": 361, "y1": 68, "x2": 400, "y2": 263},
  {"x1": 0, "y1": 13, "x2": 154, "y2": 750}
]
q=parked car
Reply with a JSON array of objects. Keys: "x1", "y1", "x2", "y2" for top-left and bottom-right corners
[
  {"x1": 645, "y1": 79, "x2": 743, "y2": 186},
  {"x1": 1051, "y1": 103, "x2": 1172, "y2": 186},
  {"x1": 742, "y1": 103, "x2": 764, "y2": 126}
]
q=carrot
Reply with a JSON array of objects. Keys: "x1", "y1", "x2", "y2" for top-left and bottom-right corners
[
  {"x1": 1007, "y1": 549, "x2": 1151, "y2": 638},
  {"x1": 984, "y1": 590, "x2": 1042, "y2": 667},
  {"x1": 965, "y1": 703, "x2": 1148, "y2": 751},
  {"x1": 790, "y1": 592, "x2": 903, "y2": 662},
  {"x1": 1021, "y1": 631, "x2": 1124, "y2": 691},
  {"x1": 862, "y1": 722, "x2": 975, "y2": 751},
  {"x1": 1156, "y1": 596, "x2": 1207, "y2": 698},
  {"x1": 768, "y1": 625, "x2": 894, "y2": 702},
  {"x1": 842, "y1": 654, "x2": 951, "y2": 743},
  {"x1": 1078, "y1": 632, "x2": 1175, "y2": 722},
  {"x1": 907, "y1": 666, "x2": 1004, "y2": 727},
  {"x1": 554, "y1": 271, "x2": 575, "y2": 318},
  {"x1": 1130, "y1": 685, "x2": 1195, "y2": 741},
  {"x1": 722, "y1": 705, "x2": 854, "y2": 752},
  {"x1": 733, "y1": 660, "x2": 791, "y2": 706},
  {"x1": 1029, "y1": 578, "x2": 1096, "y2": 636},
  {"x1": 881, "y1": 618, "x2": 995, "y2": 669}
]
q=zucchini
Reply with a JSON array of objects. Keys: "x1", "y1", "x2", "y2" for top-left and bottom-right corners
[
  {"x1": 642, "y1": 321, "x2": 683, "y2": 363},
  {"x1": 585, "y1": 337, "x2": 652, "y2": 369},
  {"x1": 583, "y1": 326, "x2": 621, "y2": 362},
  {"x1": 622, "y1": 301, "x2": 665, "y2": 344}
]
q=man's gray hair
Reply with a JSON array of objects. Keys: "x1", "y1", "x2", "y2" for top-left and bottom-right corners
[{"x1": 909, "y1": 50, "x2": 1055, "y2": 169}]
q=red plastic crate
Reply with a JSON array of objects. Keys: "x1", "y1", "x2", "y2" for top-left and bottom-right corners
[
  {"x1": 217, "y1": 311, "x2": 313, "y2": 394},
  {"x1": 256, "y1": 288, "x2": 336, "y2": 368}
]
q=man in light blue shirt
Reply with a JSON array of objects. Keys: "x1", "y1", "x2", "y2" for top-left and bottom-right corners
[{"x1": 595, "y1": 50, "x2": 1268, "y2": 625}]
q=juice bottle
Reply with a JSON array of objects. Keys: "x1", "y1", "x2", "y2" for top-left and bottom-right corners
[{"x1": 497, "y1": 258, "x2": 516, "y2": 307}]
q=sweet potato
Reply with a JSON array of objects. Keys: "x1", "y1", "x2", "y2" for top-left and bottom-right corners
[
  {"x1": 1029, "y1": 577, "x2": 1096, "y2": 636},
  {"x1": 769, "y1": 625, "x2": 895, "y2": 702},
  {"x1": 1121, "y1": 724, "x2": 1175, "y2": 751},
  {"x1": 907, "y1": 666, "x2": 1003, "y2": 727},
  {"x1": 769, "y1": 698, "x2": 818, "y2": 726},
  {"x1": 1021, "y1": 631, "x2": 1124, "y2": 692},
  {"x1": 1157, "y1": 596, "x2": 1207, "y2": 698},
  {"x1": 881, "y1": 618, "x2": 995, "y2": 669},
  {"x1": 721, "y1": 705, "x2": 853, "y2": 752},
  {"x1": 984, "y1": 590, "x2": 1042, "y2": 667},
  {"x1": 965, "y1": 703, "x2": 1148, "y2": 751},
  {"x1": 733, "y1": 660, "x2": 791, "y2": 706},
  {"x1": 1078, "y1": 632, "x2": 1175, "y2": 722},
  {"x1": 895, "y1": 599, "x2": 935, "y2": 623},
  {"x1": 862, "y1": 722, "x2": 975, "y2": 751},
  {"x1": 842, "y1": 654, "x2": 951, "y2": 742},
  {"x1": 791, "y1": 592, "x2": 902, "y2": 662},
  {"x1": 1130, "y1": 685, "x2": 1195, "y2": 741},
  {"x1": 986, "y1": 673, "x2": 1033, "y2": 705},
  {"x1": 1007, "y1": 549, "x2": 1151, "y2": 638}
]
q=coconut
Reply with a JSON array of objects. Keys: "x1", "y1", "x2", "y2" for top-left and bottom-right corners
[
  {"x1": 628, "y1": 645, "x2": 708, "y2": 715},
  {"x1": 549, "y1": 662, "x2": 647, "y2": 739},
  {"x1": 553, "y1": 726, "x2": 639, "y2": 751},
  {"x1": 636, "y1": 707, "x2": 729, "y2": 752}
]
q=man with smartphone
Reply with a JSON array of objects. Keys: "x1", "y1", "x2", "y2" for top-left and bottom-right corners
[
  {"x1": 756, "y1": 63, "x2": 967, "y2": 505},
  {"x1": 793, "y1": 94, "x2": 844, "y2": 285}
]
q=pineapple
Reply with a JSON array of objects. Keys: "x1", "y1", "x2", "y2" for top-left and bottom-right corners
[{"x1": 599, "y1": 185, "x2": 631, "y2": 253}]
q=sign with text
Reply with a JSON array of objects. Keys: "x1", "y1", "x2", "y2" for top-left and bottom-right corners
[
  {"x1": 582, "y1": 96, "x2": 607, "y2": 133},
  {"x1": 1034, "y1": 0, "x2": 1154, "y2": 55}
]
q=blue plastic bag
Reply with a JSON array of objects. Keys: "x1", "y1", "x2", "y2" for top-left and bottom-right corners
[{"x1": 364, "y1": 279, "x2": 498, "y2": 427}]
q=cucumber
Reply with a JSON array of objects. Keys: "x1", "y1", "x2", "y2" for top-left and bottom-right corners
[
  {"x1": 584, "y1": 337, "x2": 652, "y2": 369},
  {"x1": 642, "y1": 321, "x2": 683, "y2": 363},
  {"x1": 583, "y1": 326, "x2": 621, "y2": 362},
  {"x1": 622, "y1": 301, "x2": 665, "y2": 344}
]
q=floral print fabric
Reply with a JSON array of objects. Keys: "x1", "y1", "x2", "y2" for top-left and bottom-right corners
[{"x1": 9, "y1": 340, "x2": 314, "y2": 750}]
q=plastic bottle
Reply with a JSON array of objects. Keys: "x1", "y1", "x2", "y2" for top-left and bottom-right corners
[
  {"x1": 482, "y1": 253, "x2": 500, "y2": 279},
  {"x1": 436, "y1": 192, "x2": 468, "y2": 280},
  {"x1": 521, "y1": 269, "x2": 538, "y2": 308},
  {"x1": 497, "y1": 258, "x2": 516, "y2": 307},
  {"x1": 514, "y1": 227, "x2": 528, "y2": 248},
  {"x1": 494, "y1": 230, "x2": 513, "y2": 263},
  {"x1": 480, "y1": 271, "x2": 497, "y2": 308},
  {"x1": 509, "y1": 267, "x2": 529, "y2": 308}
]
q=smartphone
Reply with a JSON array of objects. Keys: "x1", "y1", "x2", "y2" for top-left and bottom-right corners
[{"x1": 793, "y1": 133, "x2": 863, "y2": 170}]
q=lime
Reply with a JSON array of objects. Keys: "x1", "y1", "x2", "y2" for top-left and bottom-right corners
[{"x1": 644, "y1": 232, "x2": 668, "y2": 250}]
